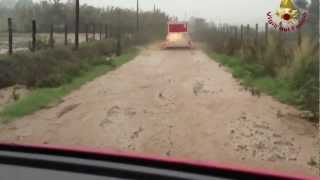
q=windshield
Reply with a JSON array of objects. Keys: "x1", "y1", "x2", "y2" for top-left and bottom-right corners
[{"x1": 0, "y1": 0, "x2": 319, "y2": 178}]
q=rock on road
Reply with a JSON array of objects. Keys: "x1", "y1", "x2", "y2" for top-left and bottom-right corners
[{"x1": 0, "y1": 44, "x2": 318, "y2": 176}]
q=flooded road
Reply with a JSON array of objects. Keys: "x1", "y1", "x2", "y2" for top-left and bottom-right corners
[{"x1": 0, "y1": 44, "x2": 318, "y2": 176}]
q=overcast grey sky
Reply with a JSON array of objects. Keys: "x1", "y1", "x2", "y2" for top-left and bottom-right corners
[{"x1": 58, "y1": 0, "x2": 281, "y2": 25}]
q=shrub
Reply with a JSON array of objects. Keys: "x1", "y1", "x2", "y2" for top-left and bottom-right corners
[
  {"x1": 78, "y1": 40, "x2": 115, "y2": 59},
  {"x1": 0, "y1": 58, "x2": 15, "y2": 87},
  {"x1": 200, "y1": 26, "x2": 319, "y2": 119},
  {"x1": 28, "y1": 36, "x2": 51, "y2": 51},
  {"x1": 289, "y1": 38, "x2": 319, "y2": 118},
  {"x1": 0, "y1": 39, "x2": 128, "y2": 89}
]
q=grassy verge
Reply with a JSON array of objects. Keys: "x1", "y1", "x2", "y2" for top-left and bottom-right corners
[
  {"x1": 208, "y1": 52, "x2": 300, "y2": 106},
  {"x1": 0, "y1": 48, "x2": 138, "y2": 123}
]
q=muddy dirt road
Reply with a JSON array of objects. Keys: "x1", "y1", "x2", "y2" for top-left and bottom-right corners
[{"x1": 0, "y1": 44, "x2": 318, "y2": 176}]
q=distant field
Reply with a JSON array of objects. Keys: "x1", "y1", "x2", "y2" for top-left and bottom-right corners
[{"x1": 0, "y1": 33, "x2": 97, "y2": 54}]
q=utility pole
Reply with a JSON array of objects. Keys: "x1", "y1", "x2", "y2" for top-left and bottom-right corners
[
  {"x1": 136, "y1": 0, "x2": 139, "y2": 32},
  {"x1": 75, "y1": 0, "x2": 79, "y2": 50}
]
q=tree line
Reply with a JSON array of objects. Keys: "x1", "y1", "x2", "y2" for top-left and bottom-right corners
[{"x1": 0, "y1": 0, "x2": 169, "y2": 35}]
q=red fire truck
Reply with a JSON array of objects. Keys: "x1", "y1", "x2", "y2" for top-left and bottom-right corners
[{"x1": 164, "y1": 22, "x2": 192, "y2": 48}]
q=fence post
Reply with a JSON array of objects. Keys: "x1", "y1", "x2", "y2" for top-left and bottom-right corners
[
  {"x1": 116, "y1": 31, "x2": 122, "y2": 56},
  {"x1": 8, "y1": 18, "x2": 13, "y2": 55},
  {"x1": 265, "y1": 23, "x2": 269, "y2": 45},
  {"x1": 75, "y1": 0, "x2": 79, "y2": 50},
  {"x1": 109, "y1": 26, "x2": 112, "y2": 38},
  {"x1": 85, "y1": 24, "x2": 89, "y2": 42},
  {"x1": 278, "y1": 22, "x2": 284, "y2": 48},
  {"x1": 49, "y1": 24, "x2": 54, "y2": 48},
  {"x1": 116, "y1": 9, "x2": 122, "y2": 56},
  {"x1": 32, "y1": 20, "x2": 36, "y2": 52},
  {"x1": 105, "y1": 24, "x2": 108, "y2": 39},
  {"x1": 246, "y1": 24, "x2": 250, "y2": 44},
  {"x1": 92, "y1": 24, "x2": 96, "y2": 40},
  {"x1": 255, "y1": 23, "x2": 259, "y2": 45},
  {"x1": 99, "y1": 24, "x2": 102, "y2": 40},
  {"x1": 111, "y1": 26, "x2": 115, "y2": 38},
  {"x1": 279, "y1": 22, "x2": 283, "y2": 40},
  {"x1": 136, "y1": 0, "x2": 139, "y2": 32},
  {"x1": 240, "y1": 24, "x2": 243, "y2": 46},
  {"x1": 64, "y1": 24, "x2": 68, "y2": 46},
  {"x1": 298, "y1": 28, "x2": 302, "y2": 48},
  {"x1": 234, "y1": 26, "x2": 238, "y2": 40}
]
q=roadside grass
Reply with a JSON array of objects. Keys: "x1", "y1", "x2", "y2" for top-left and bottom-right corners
[
  {"x1": 0, "y1": 48, "x2": 138, "y2": 123},
  {"x1": 208, "y1": 52, "x2": 300, "y2": 106}
]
